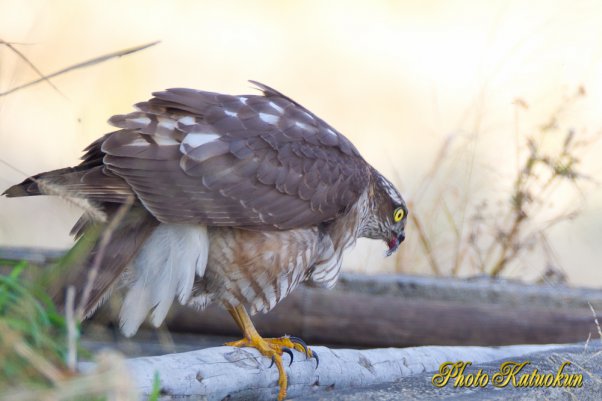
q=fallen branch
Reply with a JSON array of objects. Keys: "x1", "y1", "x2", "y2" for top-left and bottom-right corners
[{"x1": 78, "y1": 343, "x2": 567, "y2": 401}]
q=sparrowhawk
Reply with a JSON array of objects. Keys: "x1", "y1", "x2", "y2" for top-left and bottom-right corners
[{"x1": 3, "y1": 81, "x2": 408, "y2": 400}]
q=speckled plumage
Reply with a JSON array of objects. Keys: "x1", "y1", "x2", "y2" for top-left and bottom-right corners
[{"x1": 3, "y1": 81, "x2": 408, "y2": 336}]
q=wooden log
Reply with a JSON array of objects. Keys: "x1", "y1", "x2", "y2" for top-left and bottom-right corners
[
  {"x1": 0, "y1": 246, "x2": 65, "y2": 265},
  {"x1": 164, "y1": 285, "x2": 602, "y2": 347},
  {"x1": 78, "y1": 343, "x2": 571, "y2": 401},
  {"x1": 3, "y1": 246, "x2": 602, "y2": 347}
]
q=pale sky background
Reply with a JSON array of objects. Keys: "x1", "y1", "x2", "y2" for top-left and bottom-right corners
[{"x1": 1, "y1": 0, "x2": 602, "y2": 286}]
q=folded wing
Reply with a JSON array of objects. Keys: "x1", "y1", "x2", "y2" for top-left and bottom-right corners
[{"x1": 101, "y1": 81, "x2": 371, "y2": 230}]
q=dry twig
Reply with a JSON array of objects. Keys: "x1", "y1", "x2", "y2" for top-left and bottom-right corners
[
  {"x1": 0, "y1": 40, "x2": 159, "y2": 97},
  {"x1": 0, "y1": 38, "x2": 65, "y2": 97}
]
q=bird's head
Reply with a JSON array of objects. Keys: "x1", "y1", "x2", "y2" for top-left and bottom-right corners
[{"x1": 363, "y1": 174, "x2": 408, "y2": 256}]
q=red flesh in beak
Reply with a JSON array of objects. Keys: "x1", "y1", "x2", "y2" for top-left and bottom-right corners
[{"x1": 386, "y1": 236, "x2": 399, "y2": 257}]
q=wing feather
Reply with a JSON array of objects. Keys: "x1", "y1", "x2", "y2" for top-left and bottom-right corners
[{"x1": 97, "y1": 81, "x2": 370, "y2": 229}]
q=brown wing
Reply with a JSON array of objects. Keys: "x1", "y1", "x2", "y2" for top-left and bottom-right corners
[{"x1": 100, "y1": 81, "x2": 371, "y2": 230}]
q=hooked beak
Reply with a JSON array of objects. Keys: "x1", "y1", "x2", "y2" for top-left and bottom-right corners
[{"x1": 386, "y1": 231, "x2": 405, "y2": 257}]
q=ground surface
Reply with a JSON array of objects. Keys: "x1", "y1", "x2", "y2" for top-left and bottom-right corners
[{"x1": 297, "y1": 343, "x2": 602, "y2": 401}]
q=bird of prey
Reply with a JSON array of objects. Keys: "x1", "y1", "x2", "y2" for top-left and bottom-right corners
[{"x1": 3, "y1": 81, "x2": 407, "y2": 400}]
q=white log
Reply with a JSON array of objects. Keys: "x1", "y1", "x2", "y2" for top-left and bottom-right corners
[{"x1": 80, "y1": 343, "x2": 566, "y2": 400}]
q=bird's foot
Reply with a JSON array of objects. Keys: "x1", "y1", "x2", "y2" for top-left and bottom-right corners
[
  {"x1": 225, "y1": 334, "x2": 318, "y2": 400},
  {"x1": 263, "y1": 335, "x2": 319, "y2": 366}
]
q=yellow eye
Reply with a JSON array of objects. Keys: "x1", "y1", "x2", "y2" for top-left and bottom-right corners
[{"x1": 393, "y1": 207, "x2": 405, "y2": 222}]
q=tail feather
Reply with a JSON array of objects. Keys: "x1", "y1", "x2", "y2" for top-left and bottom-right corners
[
  {"x1": 3, "y1": 167, "x2": 81, "y2": 197},
  {"x1": 3, "y1": 131, "x2": 158, "y2": 319},
  {"x1": 3, "y1": 166, "x2": 134, "y2": 204},
  {"x1": 51, "y1": 206, "x2": 159, "y2": 317}
]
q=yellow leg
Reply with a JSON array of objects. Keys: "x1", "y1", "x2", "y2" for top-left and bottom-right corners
[{"x1": 225, "y1": 305, "x2": 318, "y2": 401}]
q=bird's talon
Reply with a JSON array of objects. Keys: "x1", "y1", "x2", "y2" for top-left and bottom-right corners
[
  {"x1": 282, "y1": 347, "x2": 294, "y2": 366},
  {"x1": 312, "y1": 350, "x2": 319, "y2": 368},
  {"x1": 288, "y1": 335, "x2": 309, "y2": 356},
  {"x1": 225, "y1": 322, "x2": 316, "y2": 401}
]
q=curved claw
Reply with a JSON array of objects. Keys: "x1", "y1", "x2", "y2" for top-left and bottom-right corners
[
  {"x1": 312, "y1": 349, "x2": 319, "y2": 368},
  {"x1": 264, "y1": 346, "x2": 294, "y2": 368},
  {"x1": 288, "y1": 336, "x2": 309, "y2": 356},
  {"x1": 282, "y1": 347, "x2": 294, "y2": 366},
  {"x1": 288, "y1": 335, "x2": 318, "y2": 367}
]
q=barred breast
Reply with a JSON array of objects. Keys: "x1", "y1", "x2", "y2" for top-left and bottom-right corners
[
  {"x1": 189, "y1": 196, "x2": 367, "y2": 315},
  {"x1": 192, "y1": 227, "x2": 318, "y2": 314}
]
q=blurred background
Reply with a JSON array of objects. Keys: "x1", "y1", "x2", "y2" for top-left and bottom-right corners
[{"x1": 1, "y1": 0, "x2": 602, "y2": 286}]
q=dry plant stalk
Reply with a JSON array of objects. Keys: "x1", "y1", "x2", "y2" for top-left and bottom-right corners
[
  {"x1": 588, "y1": 302, "x2": 602, "y2": 342},
  {"x1": 0, "y1": 322, "x2": 67, "y2": 385},
  {"x1": 408, "y1": 209, "x2": 441, "y2": 276},
  {"x1": 75, "y1": 196, "x2": 134, "y2": 321},
  {"x1": 37, "y1": 180, "x2": 108, "y2": 223},
  {"x1": 0, "y1": 350, "x2": 138, "y2": 401},
  {"x1": 477, "y1": 88, "x2": 590, "y2": 277},
  {"x1": 0, "y1": 38, "x2": 65, "y2": 97},
  {"x1": 396, "y1": 87, "x2": 595, "y2": 278},
  {"x1": 65, "y1": 286, "x2": 77, "y2": 373},
  {"x1": 0, "y1": 40, "x2": 159, "y2": 97}
]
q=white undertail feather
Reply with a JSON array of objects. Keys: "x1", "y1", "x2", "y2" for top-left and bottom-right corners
[{"x1": 119, "y1": 224, "x2": 209, "y2": 337}]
